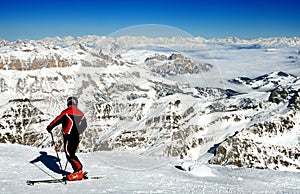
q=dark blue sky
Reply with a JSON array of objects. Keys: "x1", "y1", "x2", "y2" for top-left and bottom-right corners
[{"x1": 0, "y1": 0, "x2": 299, "y2": 40}]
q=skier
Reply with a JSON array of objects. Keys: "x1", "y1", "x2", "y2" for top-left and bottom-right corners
[{"x1": 46, "y1": 97, "x2": 87, "y2": 181}]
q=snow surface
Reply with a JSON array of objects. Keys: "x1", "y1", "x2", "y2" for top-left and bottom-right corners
[{"x1": 1, "y1": 143, "x2": 300, "y2": 194}]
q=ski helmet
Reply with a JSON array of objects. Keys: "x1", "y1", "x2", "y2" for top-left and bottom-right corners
[{"x1": 67, "y1": 96, "x2": 78, "y2": 106}]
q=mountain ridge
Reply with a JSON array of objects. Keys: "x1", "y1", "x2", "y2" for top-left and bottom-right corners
[{"x1": 0, "y1": 36, "x2": 299, "y2": 172}]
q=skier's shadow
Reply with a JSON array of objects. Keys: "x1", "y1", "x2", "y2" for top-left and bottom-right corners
[{"x1": 30, "y1": 151, "x2": 69, "y2": 176}]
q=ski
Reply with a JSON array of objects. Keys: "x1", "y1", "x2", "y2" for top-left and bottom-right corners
[
  {"x1": 84, "y1": 175, "x2": 107, "y2": 180},
  {"x1": 26, "y1": 172, "x2": 106, "y2": 185},
  {"x1": 26, "y1": 178, "x2": 67, "y2": 185},
  {"x1": 83, "y1": 172, "x2": 107, "y2": 180}
]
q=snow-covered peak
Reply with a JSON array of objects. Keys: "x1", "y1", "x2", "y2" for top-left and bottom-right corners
[
  {"x1": 229, "y1": 71, "x2": 298, "y2": 90},
  {"x1": 1, "y1": 35, "x2": 300, "y2": 174}
]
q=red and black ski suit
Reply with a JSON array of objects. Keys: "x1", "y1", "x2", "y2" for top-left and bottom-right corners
[{"x1": 47, "y1": 105, "x2": 87, "y2": 173}]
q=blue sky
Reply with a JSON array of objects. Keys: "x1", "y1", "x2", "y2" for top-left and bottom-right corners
[{"x1": 0, "y1": 0, "x2": 299, "y2": 40}]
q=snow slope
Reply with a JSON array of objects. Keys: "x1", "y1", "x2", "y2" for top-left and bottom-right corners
[{"x1": 1, "y1": 143, "x2": 300, "y2": 194}]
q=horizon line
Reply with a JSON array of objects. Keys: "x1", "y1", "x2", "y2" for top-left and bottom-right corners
[{"x1": 1, "y1": 34, "x2": 300, "y2": 42}]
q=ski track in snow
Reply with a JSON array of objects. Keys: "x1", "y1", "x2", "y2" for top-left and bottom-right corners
[{"x1": 1, "y1": 143, "x2": 300, "y2": 194}]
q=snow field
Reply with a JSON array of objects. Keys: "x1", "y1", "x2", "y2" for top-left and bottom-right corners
[{"x1": 1, "y1": 143, "x2": 300, "y2": 193}]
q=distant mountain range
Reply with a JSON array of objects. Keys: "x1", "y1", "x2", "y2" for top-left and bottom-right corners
[{"x1": 0, "y1": 36, "x2": 299, "y2": 172}]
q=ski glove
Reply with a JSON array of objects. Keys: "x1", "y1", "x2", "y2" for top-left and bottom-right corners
[{"x1": 46, "y1": 125, "x2": 52, "y2": 133}]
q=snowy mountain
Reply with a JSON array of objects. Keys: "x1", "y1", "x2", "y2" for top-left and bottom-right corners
[
  {"x1": 228, "y1": 71, "x2": 299, "y2": 90},
  {"x1": 0, "y1": 36, "x2": 300, "y2": 174}
]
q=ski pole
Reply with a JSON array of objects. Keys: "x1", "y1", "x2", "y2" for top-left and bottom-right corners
[
  {"x1": 50, "y1": 132, "x2": 64, "y2": 175},
  {"x1": 63, "y1": 161, "x2": 68, "y2": 175}
]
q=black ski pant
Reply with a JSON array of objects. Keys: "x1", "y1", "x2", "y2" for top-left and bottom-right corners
[{"x1": 64, "y1": 135, "x2": 83, "y2": 172}]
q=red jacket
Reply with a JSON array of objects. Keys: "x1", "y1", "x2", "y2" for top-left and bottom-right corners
[{"x1": 48, "y1": 105, "x2": 87, "y2": 136}]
